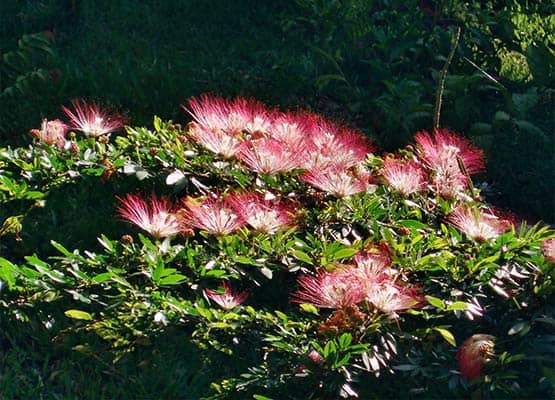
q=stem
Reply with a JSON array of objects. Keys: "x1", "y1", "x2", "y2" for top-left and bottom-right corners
[{"x1": 433, "y1": 26, "x2": 461, "y2": 130}]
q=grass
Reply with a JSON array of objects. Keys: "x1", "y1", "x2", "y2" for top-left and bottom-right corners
[{"x1": 1, "y1": 322, "x2": 219, "y2": 399}]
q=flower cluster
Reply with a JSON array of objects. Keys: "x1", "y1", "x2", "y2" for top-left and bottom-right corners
[
  {"x1": 414, "y1": 128, "x2": 484, "y2": 199},
  {"x1": 118, "y1": 191, "x2": 297, "y2": 237},
  {"x1": 182, "y1": 94, "x2": 376, "y2": 197},
  {"x1": 291, "y1": 248, "x2": 422, "y2": 319},
  {"x1": 30, "y1": 99, "x2": 124, "y2": 147}
]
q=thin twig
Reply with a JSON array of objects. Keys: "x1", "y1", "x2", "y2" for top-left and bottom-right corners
[{"x1": 433, "y1": 26, "x2": 461, "y2": 130}]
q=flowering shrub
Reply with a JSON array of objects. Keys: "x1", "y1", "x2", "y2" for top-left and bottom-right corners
[{"x1": 0, "y1": 96, "x2": 554, "y2": 399}]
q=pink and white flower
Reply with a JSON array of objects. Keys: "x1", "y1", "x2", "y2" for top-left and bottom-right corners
[
  {"x1": 353, "y1": 250, "x2": 396, "y2": 279},
  {"x1": 187, "y1": 123, "x2": 244, "y2": 158},
  {"x1": 180, "y1": 194, "x2": 245, "y2": 235},
  {"x1": 291, "y1": 269, "x2": 365, "y2": 309},
  {"x1": 302, "y1": 118, "x2": 375, "y2": 170},
  {"x1": 364, "y1": 282, "x2": 422, "y2": 317},
  {"x1": 62, "y1": 99, "x2": 125, "y2": 137},
  {"x1": 448, "y1": 206, "x2": 512, "y2": 242},
  {"x1": 204, "y1": 281, "x2": 248, "y2": 310},
  {"x1": 414, "y1": 129, "x2": 484, "y2": 198},
  {"x1": 301, "y1": 164, "x2": 372, "y2": 198},
  {"x1": 116, "y1": 193, "x2": 181, "y2": 239},
  {"x1": 267, "y1": 112, "x2": 312, "y2": 146},
  {"x1": 227, "y1": 192, "x2": 296, "y2": 234},
  {"x1": 183, "y1": 94, "x2": 272, "y2": 136},
  {"x1": 542, "y1": 238, "x2": 555, "y2": 263},
  {"x1": 457, "y1": 334, "x2": 495, "y2": 380},
  {"x1": 30, "y1": 119, "x2": 68, "y2": 148},
  {"x1": 237, "y1": 137, "x2": 305, "y2": 174},
  {"x1": 382, "y1": 158, "x2": 427, "y2": 195}
]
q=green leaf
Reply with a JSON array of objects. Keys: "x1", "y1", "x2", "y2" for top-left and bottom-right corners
[
  {"x1": 50, "y1": 240, "x2": 73, "y2": 257},
  {"x1": 64, "y1": 309, "x2": 93, "y2": 321},
  {"x1": 91, "y1": 272, "x2": 114, "y2": 284},
  {"x1": 434, "y1": 327, "x2": 456, "y2": 347},
  {"x1": 508, "y1": 321, "x2": 530, "y2": 336},
  {"x1": 233, "y1": 255, "x2": 258, "y2": 265},
  {"x1": 291, "y1": 250, "x2": 313, "y2": 265},
  {"x1": 299, "y1": 303, "x2": 319, "y2": 315},
  {"x1": 338, "y1": 333, "x2": 352, "y2": 349},
  {"x1": 253, "y1": 395, "x2": 274, "y2": 400},
  {"x1": 330, "y1": 247, "x2": 358, "y2": 260},
  {"x1": 323, "y1": 340, "x2": 337, "y2": 357},
  {"x1": 426, "y1": 295, "x2": 445, "y2": 310},
  {"x1": 446, "y1": 301, "x2": 469, "y2": 311},
  {"x1": 397, "y1": 220, "x2": 428, "y2": 230},
  {"x1": 0, "y1": 257, "x2": 18, "y2": 288},
  {"x1": 159, "y1": 274, "x2": 187, "y2": 285}
]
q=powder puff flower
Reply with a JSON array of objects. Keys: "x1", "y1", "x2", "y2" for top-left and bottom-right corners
[
  {"x1": 237, "y1": 137, "x2": 305, "y2": 174},
  {"x1": 267, "y1": 112, "x2": 312, "y2": 146},
  {"x1": 180, "y1": 194, "x2": 245, "y2": 235},
  {"x1": 187, "y1": 123, "x2": 244, "y2": 158},
  {"x1": 542, "y1": 238, "x2": 555, "y2": 263},
  {"x1": 302, "y1": 118, "x2": 375, "y2": 170},
  {"x1": 353, "y1": 250, "x2": 396, "y2": 279},
  {"x1": 227, "y1": 192, "x2": 297, "y2": 234},
  {"x1": 382, "y1": 158, "x2": 427, "y2": 196},
  {"x1": 301, "y1": 164, "x2": 371, "y2": 198},
  {"x1": 183, "y1": 94, "x2": 272, "y2": 136},
  {"x1": 62, "y1": 99, "x2": 125, "y2": 137},
  {"x1": 29, "y1": 119, "x2": 68, "y2": 148},
  {"x1": 415, "y1": 128, "x2": 484, "y2": 174},
  {"x1": 364, "y1": 282, "x2": 422, "y2": 317},
  {"x1": 291, "y1": 269, "x2": 365, "y2": 309},
  {"x1": 116, "y1": 193, "x2": 181, "y2": 239},
  {"x1": 457, "y1": 334, "x2": 495, "y2": 380},
  {"x1": 204, "y1": 281, "x2": 248, "y2": 310},
  {"x1": 448, "y1": 206, "x2": 512, "y2": 242},
  {"x1": 414, "y1": 129, "x2": 484, "y2": 198}
]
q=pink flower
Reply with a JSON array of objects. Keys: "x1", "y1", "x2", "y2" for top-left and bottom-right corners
[
  {"x1": 204, "y1": 281, "x2": 248, "y2": 310},
  {"x1": 116, "y1": 193, "x2": 181, "y2": 239},
  {"x1": 183, "y1": 94, "x2": 272, "y2": 136},
  {"x1": 180, "y1": 194, "x2": 245, "y2": 235},
  {"x1": 353, "y1": 250, "x2": 396, "y2": 279},
  {"x1": 267, "y1": 112, "x2": 311, "y2": 146},
  {"x1": 448, "y1": 206, "x2": 512, "y2": 242},
  {"x1": 30, "y1": 119, "x2": 68, "y2": 148},
  {"x1": 414, "y1": 129, "x2": 484, "y2": 198},
  {"x1": 364, "y1": 282, "x2": 422, "y2": 317},
  {"x1": 62, "y1": 99, "x2": 124, "y2": 137},
  {"x1": 308, "y1": 350, "x2": 324, "y2": 365},
  {"x1": 291, "y1": 269, "x2": 365, "y2": 309},
  {"x1": 227, "y1": 192, "x2": 297, "y2": 234},
  {"x1": 350, "y1": 250, "x2": 422, "y2": 317},
  {"x1": 415, "y1": 128, "x2": 484, "y2": 174},
  {"x1": 542, "y1": 238, "x2": 555, "y2": 263},
  {"x1": 301, "y1": 164, "x2": 371, "y2": 198},
  {"x1": 187, "y1": 123, "x2": 244, "y2": 158},
  {"x1": 302, "y1": 118, "x2": 375, "y2": 170},
  {"x1": 457, "y1": 334, "x2": 495, "y2": 380},
  {"x1": 382, "y1": 158, "x2": 427, "y2": 195},
  {"x1": 237, "y1": 137, "x2": 305, "y2": 174}
]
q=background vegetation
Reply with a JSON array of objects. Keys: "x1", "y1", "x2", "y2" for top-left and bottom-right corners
[{"x1": 0, "y1": 0, "x2": 553, "y2": 398}]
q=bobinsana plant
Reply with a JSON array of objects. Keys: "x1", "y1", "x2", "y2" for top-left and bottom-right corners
[{"x1": 0, "y1": 95, "x2": 554, "y2": 399}]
